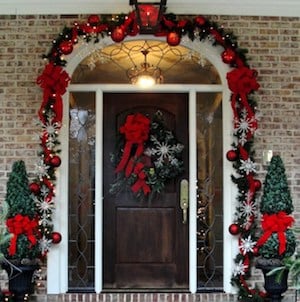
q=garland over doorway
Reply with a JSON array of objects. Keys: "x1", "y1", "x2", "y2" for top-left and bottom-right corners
[{"x1": 34, "y1": 10, "x2": 263, "y2": 301}]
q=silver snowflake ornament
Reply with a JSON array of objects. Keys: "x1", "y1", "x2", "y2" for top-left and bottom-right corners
[
  {"x1": 239, "y1": 235, "x2": 256, "y2": 255},
  {"x1": 239, "y1": 158, "x2": 256, "y2": 175}
]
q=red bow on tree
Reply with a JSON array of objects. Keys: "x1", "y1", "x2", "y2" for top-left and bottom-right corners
[
  {"x1": 6, "y1": 214, "x2": 39, "y2": 256},
  {"x1": 256, "y1": 211, "x2": 294, "y2": 255}
]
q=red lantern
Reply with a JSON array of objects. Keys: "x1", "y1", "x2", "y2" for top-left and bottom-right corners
[
  {"x1": 229, "y1": 223, "x2": 240, "y2": 235},
  {"x1": 59, "y1": 40, "x2": 73, "y2": 55},
  {"x1": 29, "y1": 183, "x2": 40, "y2": 195},
  {"x1": 111, "y1": 26, "x2": 125, "y2": 43},
  {"x1": 221, "y1": 49, "x2": 236, "y2": 64},
  {"x1": 226, "y1": 150, "x2": 238, "y2": 161},
  {"x1": 52, "y1": 232, "x2": 62, "y2": 244},
  {"x1": 167, "y1": 31, "x2": 181, "y2": 46},
  {"x1": 50, "y1": 155, "x2": 61, "y2": 167},
  {"x1": 88, "y1": 14, "x2": 100, "y2": 25}
]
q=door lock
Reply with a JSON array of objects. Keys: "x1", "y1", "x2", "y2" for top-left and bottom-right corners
[{"x1": 180, "y1": 179, "x2": 189, "y2": 224}]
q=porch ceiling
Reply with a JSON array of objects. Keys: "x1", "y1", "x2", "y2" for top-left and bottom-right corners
[{"x1": 1, "y1": 0, "x2": 300, "y2": 17}]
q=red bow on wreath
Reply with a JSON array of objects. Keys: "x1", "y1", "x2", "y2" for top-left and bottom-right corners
[
  {"x1": 115, "y1": 113, "x2": 151, "y2": 195},
  {"x1": 36, "y1": 63, "x2": 70, "y2": 123},
  {"x1": 115, "y1": 113, "x2": 150, "y2": 173},
  {"x1": 6, "y1": 214, "x2": 39, "y2": 256},
  {"x1": 256, "y1": 211, "x2": 294, "y2": 255}
]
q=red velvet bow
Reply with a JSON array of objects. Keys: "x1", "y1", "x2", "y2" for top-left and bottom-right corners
[
  {"x1": 227, "y1": 67, "x2": 259, "y2": 141},
  {"x1": 36, "y1": 63, "x2": 70, "y2": 123},
  {"x1": 227, "y1": 67, "x2": 259, "y2": 113},
  {"x1": 131, "y1": 162, "x2": 151, "y2": 195},
  {"x1": 257, "y1": 211, "x2": 294, "y2": 255},
  {"x1": 115, "y1": 113, "x2": 150, "y2": 173},
  {"x1": 6, "y1": 214, "x2": 39, "y2": 256}
]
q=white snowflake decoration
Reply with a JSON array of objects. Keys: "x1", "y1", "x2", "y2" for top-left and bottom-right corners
[
  {"x1": 240, "y1": 199, "x2": 256, "y2": 218},
  {"x1": 234, "y1": 108, "x2": 257, "y2": 145},
  {"x1": 35, "y1": 160, "x2": 50, "y2": 179},
  {"x1": 233, "y1": 260, "x2": 248, "y2": 276},
  {"x1": 36, "y1": 196, "x2": 55, "y2": 214},
  {"x1": 39, "y1": 235, "x2": 53, "y2": 256},
  {"x1": 239, "y1": 235, "x2": 256, "y2": 255},
  {"x1": 239, "y1": 158, "x2": 256, "y2": 175},
  {"x1": 41, "y1": 117, "x2": 61, "y2": 149},
  {"x1": 145, "y1": 135, "x2": 184, "y2": 169},
  {"x1": 39, "y1": 212, "x2": 53, "y2": 227}
]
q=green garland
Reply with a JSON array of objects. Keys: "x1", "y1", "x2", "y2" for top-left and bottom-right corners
[{"x1": 36, "y1": 11, "x2": 263, "y2": 300}]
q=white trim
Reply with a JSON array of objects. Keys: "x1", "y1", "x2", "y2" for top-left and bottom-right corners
[
  {"x1": 47, "y1": 36, "x2": 236, "y2": 294},
  {"x1": 95, "y1": 89, "x2": 103, "y2": 293},
  {"x1": 189, "y1": 89, "x2": 197, "y2": 294},
  {"x1": 1, "y1": 0, "x2": 300, "y2": 17}
]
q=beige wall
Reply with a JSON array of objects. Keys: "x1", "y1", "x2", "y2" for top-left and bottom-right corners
[{"x1": 0, "y1": 14, "x2": 299, "y2": 299}]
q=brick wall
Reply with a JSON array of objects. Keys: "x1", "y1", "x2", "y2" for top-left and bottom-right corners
[{"x1": 0, "y1": 14, "x2": 299, "y2": 301}]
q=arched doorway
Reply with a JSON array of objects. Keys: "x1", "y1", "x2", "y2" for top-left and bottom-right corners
[{"x1": 46, "y1": 36, "x2": 235, "y2": 294}]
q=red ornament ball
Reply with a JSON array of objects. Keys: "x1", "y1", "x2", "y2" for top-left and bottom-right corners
[
  {"x1": 29, "y1": 182, "x2": 40, "y2": 194},
  {"x1": 44, "y1": 155, "x2": 52, "y2": 165},
  {"x1": 52, "y1": 232, "x2": 62, "y2": 244},
  {"x1": 229, "y1": 223, "x2": 240, "y2": 235},
  {"x1": 252, "y1": 246, "x2": 260, "y2": 256},
  {"x1": 111, "y1": 26, "x2": 125, "y2": 43},
  {"x1": 226, "y1": 150, "x2": 238, "y2": 161},
  {"x1": 59, "y1": 40, "x2": 73, "y2": 55},
  {"x1": 254, "y1": 179, "x2": 262, "y2": 191},
  {"x1": 221, "y1": 49, "x2": 236, "y2": 64},
  {"x1": 88, "y1": 14, "x2": 100, "y2": 25},
  {"x1": 195, "y1": 16, "x2": 206, "y2": 26},
  {"x1": 50, "y1": 155, "x2": 61, "y2": 167},
  {"x1": 167, "y1": 31, "x2": 181, "y2": 46}
]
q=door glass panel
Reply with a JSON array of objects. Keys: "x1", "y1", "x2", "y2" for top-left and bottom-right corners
[
  {"x1": 196, "y1": 92, "x2": 223, "y2": 290},
  {"x1": 68, "y1": 92, "x2": 96, "y2": 291}
]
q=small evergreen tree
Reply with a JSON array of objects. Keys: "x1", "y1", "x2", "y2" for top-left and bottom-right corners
[
  {"x1": 1, "y1": 160, "x2": 40, "y2": 262},
  {"x1": 257, "y1": 155, "x2": 296, "y2": 259}
]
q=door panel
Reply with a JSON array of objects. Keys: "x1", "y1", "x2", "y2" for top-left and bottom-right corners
[{"x1": 103, "y1": 92, "x2": 189, "y2": 289}]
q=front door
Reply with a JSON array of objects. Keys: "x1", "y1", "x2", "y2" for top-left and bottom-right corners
[{"x1": 103, "y1": 92, "x2": 189, "y2": 290}]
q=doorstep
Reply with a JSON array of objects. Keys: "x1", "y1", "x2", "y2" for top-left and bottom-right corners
[{"x1": 31, "y1": 293, "x2": 237, "y2": 302}]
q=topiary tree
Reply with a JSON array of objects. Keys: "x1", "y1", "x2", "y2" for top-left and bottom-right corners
[
  {"x1": 1, "y1": 160, "x2": 40, "y2": 263},
  {"x1": 257, "y1": 155, "x2": 296, "y2": 259}
]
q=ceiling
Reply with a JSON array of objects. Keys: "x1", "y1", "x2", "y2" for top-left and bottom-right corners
[
  {"x1": 1, "y1": 0, "x2": 300, "y2": 17},
  {"x1": 72, "y1": 40, "x2": 221, "y2": 84}
]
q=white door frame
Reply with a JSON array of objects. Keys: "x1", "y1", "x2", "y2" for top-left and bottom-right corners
[{"x1": 46, "y1": 36, "x2": 237, "y2": 294}]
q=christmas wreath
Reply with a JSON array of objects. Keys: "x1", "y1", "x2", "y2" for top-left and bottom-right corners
[{"x1": 109, "y1": 111, "x2": 184, "y2": 201}]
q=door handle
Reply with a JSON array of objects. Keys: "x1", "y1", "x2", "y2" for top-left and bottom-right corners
[{"x1": 180, "y1": 179, "x2": 189, "y2": 224}]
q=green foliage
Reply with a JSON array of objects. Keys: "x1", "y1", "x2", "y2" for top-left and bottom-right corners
[
  {"x1": 5, "y1": 161, "x2": 36, "y2": 218},
  {"x1": 2, "y1": 160, "x2": 40, "y2": 262},
  {"x1": 259, "y1": 155, "x2": 296, "y2": 259},
  {"x1": 259, "y1": 230, "x2": 296, "y2": 259},
  {"x1": 260, "y1": 155, "x2": 293, "y2": 214}
]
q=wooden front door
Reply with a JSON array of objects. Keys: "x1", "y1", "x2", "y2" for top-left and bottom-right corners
[{"x1": 103, "y1": 92, "x2": 189, "y2": 290}]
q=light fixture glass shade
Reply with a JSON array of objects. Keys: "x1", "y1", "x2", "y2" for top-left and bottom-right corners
[{"x1": 127, "y1": 50, "x2": 163, "y2": 87}]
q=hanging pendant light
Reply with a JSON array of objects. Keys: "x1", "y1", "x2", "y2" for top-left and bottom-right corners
[
  {"x1": 127, "y1": 49, "x2": 163, "y2": 87},
  {"x1": 130, "y1": 0, "x2": 167, "y2": 34}
]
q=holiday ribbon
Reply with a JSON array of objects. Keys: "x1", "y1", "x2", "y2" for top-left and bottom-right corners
[
  {"x1": 131, "y1": 162, "x2": 151, "y2": 195},
  {"x1": 36, "y1": 62, "x2": 70, "y2": 123},
  {"x1": 227, "y1": 67, "x2": 259, "y2": 141},
  {"x1": 115, "y1": 113, "x2": 150, "y2": 173},
  {"x1": 6, "y1": 214, "x2": 39, "y2": 256},
  {"x1": 256, "y1": 211, "x2": 294, "y2": 255}
]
